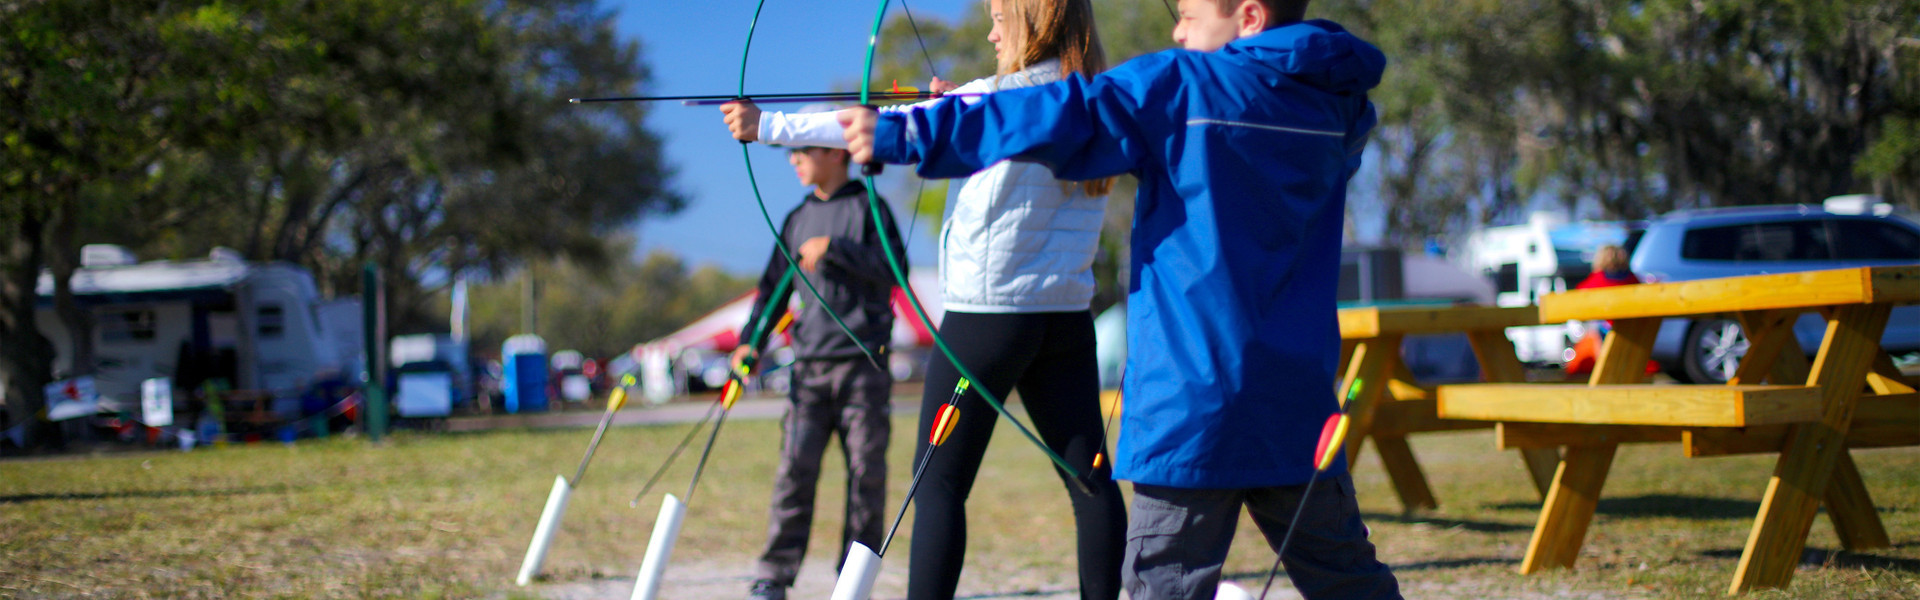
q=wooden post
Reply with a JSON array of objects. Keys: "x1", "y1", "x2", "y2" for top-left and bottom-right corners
[
  {"x1": 1374, "y1": 359, "x2": 1439, "y2": 511},
  {"x1": 1467, "y1": 329, "x2": 1559, "y2": 498},
  {"x1": 1734, "y1": 310, "x2": 1890, "y2": 553},
  {"x1": 1517, "y1": 317, "x2": 1655, "y2": 573},
  {"x1": 1371, "y1": 435, "x2": 1437, "y2": 511},
  {"x1": 362, "y1": 262, "x2": 387, "y2": 443},
  {"x1": 1338, "y1": 335, "x2": 1398, "y2": 471},
  {"x1": 1731, "y1": 304, "x2": 1890, "y2": 593},
  {"x1": 1823, "y1": 451, "x2": 1891, "y2": 551},
  {"x1": 1729, "y1": 311, "x2": 1798, "y2": 386},
  {"x1": 1520, "y1": 444, "x2": 1616, "y2": 573}
]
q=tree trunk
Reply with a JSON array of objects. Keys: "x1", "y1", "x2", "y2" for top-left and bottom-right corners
[
  {"x1": 48, "y1": 202, "x2": 94, "y2": 377},
  {"x1": 0, "y1": 210, "x2": 58, "y2": 451}
]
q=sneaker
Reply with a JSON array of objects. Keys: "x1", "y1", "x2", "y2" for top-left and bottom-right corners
[{"x1": 748, "y1": 579, "x2": 787, "y2": 600}]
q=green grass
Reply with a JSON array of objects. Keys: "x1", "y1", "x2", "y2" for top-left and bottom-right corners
[{"x1": 2, "y1": 401, "x2": 1917, "y2": 599}]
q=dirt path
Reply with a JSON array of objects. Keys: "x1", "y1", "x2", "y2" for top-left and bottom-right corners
[{"x1": 529, "y1": 558, "x2": 1322, "y2": 600}]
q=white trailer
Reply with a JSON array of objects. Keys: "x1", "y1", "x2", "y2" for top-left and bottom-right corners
[
  {"x1": 1453, "y1": 213, "x2": 1629, "y2": 365},
  {"x1": 25, "y1": 245, "x2": 361, "y2": 415}
]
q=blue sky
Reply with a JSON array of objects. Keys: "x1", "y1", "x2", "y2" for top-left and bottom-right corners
[
  {"x1": 606, "y1": 1, "x2": 1395, "y2": 274},
  {"x1": 608, "y1": 0, "x2": 984, "y2": 274}
]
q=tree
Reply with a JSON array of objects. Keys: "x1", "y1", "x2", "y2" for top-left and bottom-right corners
[
  {"x1": 134, "y1": 0, "x2": 683, "y2": 336},
  {"x1": 0, "y1": 0, "x2": 227, "y2": 448},
  {"x1": 464, "y1": 245, "x2": 753, "y2": 361},
  {"x1": 1321, "y1": 0, "x2": 1920, "y2": 244},
  {"x1": 0, "y1": 0, "x2": 681, "y2": 450}
]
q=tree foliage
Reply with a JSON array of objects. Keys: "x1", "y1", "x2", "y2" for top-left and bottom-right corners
[
  {"x1": 463, "y1": 243, "x2": 754, "y2": 361},
  {"x1": 878, "y1": 0, "x2": 1920, "y2": 252},
  {"x1": 132, "y1": 0, "x2": 683, "y2": 332},
  {"x1": 1321, "y1": 0, "x2": 1920, "y2": 243},
  {"x1": 0, "y1": 0, "x2": 679, "y2": 448}
]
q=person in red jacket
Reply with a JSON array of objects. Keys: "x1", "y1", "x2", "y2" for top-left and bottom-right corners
[
  {"x1": 1576, "y1": 245, "x2": 1638, "y2": 289},
  {"x1": 1566, "y1": 245, "x2": 1653, "y2": 377}
]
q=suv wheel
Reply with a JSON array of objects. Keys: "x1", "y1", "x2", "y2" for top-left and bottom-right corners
[{"x1": 1682, "y1": 319, "x2": 1748, "y2": 383}]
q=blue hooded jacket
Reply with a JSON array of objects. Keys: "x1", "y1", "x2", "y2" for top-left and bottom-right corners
[{"x1": 872, "y1": 20, "x2": 1385, "y2": 488}]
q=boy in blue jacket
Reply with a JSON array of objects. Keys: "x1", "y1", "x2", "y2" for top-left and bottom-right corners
[{"x1": 841, "y1": 0, "x2": 1399, "y2": 598}]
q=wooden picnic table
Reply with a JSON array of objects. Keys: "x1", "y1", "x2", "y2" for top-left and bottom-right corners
[
  {"x1": 1437, "y1": 265, "x2": 1920, "y2": 594},
  {"x1": 1335, "y1": 304, "x2": 1561, "y2": 512}
]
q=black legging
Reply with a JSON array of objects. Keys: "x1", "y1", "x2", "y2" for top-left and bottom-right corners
[{"x1": 907, "y1": 310, "x2": 1126, "y2": 600}]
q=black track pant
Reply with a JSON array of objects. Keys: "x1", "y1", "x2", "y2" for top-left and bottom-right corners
[{"x1": 906, "y1": 310, "x2": 1126, "y2": 600}]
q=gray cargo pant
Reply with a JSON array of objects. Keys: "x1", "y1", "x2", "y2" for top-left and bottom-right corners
[
  {"x1": 754, "y1": 358, "x2": 892, "y2": 586},
  {"x1": 1124, "y1": 473, "x2": 1400, "y2": 600}
]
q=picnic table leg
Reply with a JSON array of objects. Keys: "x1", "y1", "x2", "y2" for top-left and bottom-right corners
[
  {"x1": 1823, "y1": 450, "x2": 1890, "y2": 551},
  {"x1": 1518, "y1": 318, "x2": 1658, "y2": 574},
  {"x1": 1372, "y1": 434, "x2": 1438, "y2": 511},
  {"x1": 1465, "y1": 329, "x2": 1558, "y2": 499},
  {"x1": 1736, "y1": 311, "x2": 1892, "y2": 553},
  {"x1": 1730, "y1": 304, "x2": 1890, "y2": 594},
  {"x1": 1520, "y1": 443, "x2": 1617, "y2": 573},
  {"x1": 1338, "y1": 335, "x2": 1399, "y2": 473},
  {"x1": 1729, "y1": 311, "x2": 1800, "y2": 386},
  {"x1": 1517, "y1": 448, "x2": 1561, "y2": 500},
  {"x1": 1832, "y1": 349, "x2": 1913, "y2": 551},
  {"x1": 1866, "y1": 352, "x2": 1918, "y2": 395}
]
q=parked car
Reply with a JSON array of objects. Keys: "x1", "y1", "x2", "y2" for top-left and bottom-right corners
[{"x1": 1626, "y1": 198, "x2": 1920, "y2": 382}]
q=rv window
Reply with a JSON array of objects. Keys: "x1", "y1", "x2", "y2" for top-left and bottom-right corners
[
  {"x1": 100, "y1": 310, "x2": 156, "y2": 342},
  {"x1": 1493, "y1": 263, "x2": 1520, "y2": 294},
  {"x1": 258, "y1": 304, "x2": 284, "y2": 339}
]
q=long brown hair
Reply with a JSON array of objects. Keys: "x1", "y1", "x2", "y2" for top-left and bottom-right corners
[{"x1": 998, "y1": 0, "x2": 1114, "y2": 197}]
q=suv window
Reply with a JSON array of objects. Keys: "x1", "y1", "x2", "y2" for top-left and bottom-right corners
[
  {"x1": 1681, "y1": 222, "x2": 1833, "y2": 261},
  {"x1": 1830, "y1": 220, "x2": 1920, "y2": 260},
  {"x1": 1621, "y1": 228, "x2": 1645, "y2": 258}
]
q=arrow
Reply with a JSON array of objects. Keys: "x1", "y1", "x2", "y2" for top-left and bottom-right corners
[
  {"x1": 515, "y1": 379, "x2": 635, "y2": 586},
  {"x1": 1256, "y1": 411, "x2": 1352, "y2": 600},
  {"x1": 573, "y1": 82, "x2": 977, "y2": 106},
  {"x1": 880, "y1": 378, "x2": 968, "y2": 556},
  {"x1": 628, "y1": 398, "x2": 723, "y2": 508},
  {"x1": 830, "y1": 378, "x2": 969, "y2": 600},
  {"x1": 628, "y1": 268, "x2": 796, "y2": 600}
]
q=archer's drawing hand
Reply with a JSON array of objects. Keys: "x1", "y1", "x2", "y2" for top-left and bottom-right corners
[
  {"x1": 838, "y1": 107, "x2": 879, "y2": 165},
  {"x1": 929, "y1": 77, "x2": 960, "y2": 96}
]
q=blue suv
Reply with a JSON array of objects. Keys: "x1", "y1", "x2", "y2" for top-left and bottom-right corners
[{"x1": 1625, "y1": 202, "x2": 1920, "y2": 383}]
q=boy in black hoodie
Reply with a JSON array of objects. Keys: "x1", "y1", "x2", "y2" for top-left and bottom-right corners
[{"x1": 733, "y1": 111, "x2": 907, "y2": 600}]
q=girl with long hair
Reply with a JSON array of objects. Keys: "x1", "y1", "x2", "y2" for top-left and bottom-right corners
[{"x1": 720, "y1": 1, "x2": 1124, "y2": 598}]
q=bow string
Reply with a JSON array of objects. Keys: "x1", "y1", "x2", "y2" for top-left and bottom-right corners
[{"x1": 736, "y1": 0, "x2": 887, "y2": 373}]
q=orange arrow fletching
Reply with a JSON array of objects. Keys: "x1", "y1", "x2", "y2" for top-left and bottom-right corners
[
  {"x1": 929, "y1": 404, "x2": 960, "y2": 446},
  {"x1": 774, "y1": 311, "x2": 795, "y2": 335},
  {"x1": 1313, "y1": 412, "x2": 1350, "y2": 471}
]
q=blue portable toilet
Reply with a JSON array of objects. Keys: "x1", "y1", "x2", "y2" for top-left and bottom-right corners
[{"x1": 502, "y1": 334, "x2": 549, "y2": 413}]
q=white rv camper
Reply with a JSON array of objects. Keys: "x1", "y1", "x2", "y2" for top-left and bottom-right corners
[
  {"x1": 26, "y1": 245, "x2": 362, "y2": 415},
  {"x1": 1454, "y1": 213, "x2": 1630, "y2": 365}
]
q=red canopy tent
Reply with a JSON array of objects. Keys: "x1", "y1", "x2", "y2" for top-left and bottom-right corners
[{"x1": 635, "y1": 268, "x2": 942, "y2": 356}]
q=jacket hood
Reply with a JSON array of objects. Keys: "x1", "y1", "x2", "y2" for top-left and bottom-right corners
[{"x1": 1228, "y1": 19, "x2": 1385, "y2": 95}]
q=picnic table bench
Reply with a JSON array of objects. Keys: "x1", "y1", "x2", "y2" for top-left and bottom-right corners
[
  {"x1": 1336, "y1": 304, "x2": 1561, "y2": 512},
  {"x1": 1436, "y1": 265, "x2": 1920, "y2": 594}
]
